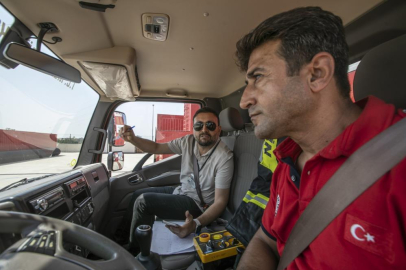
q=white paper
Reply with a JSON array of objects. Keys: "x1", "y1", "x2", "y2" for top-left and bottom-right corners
[{"x1": 151, "y1": 221, "x2": 196, "y2": 255}]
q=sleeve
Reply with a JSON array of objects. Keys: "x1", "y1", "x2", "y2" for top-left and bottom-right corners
[
  {"x1": 167, "y1": 135, "x2": 189, "y2": 155},
  {"x1": 261, "y1": 168, "x2": 278, "y2": 241},
  {"x1": 214, "y1": 153, "x2": 234, "y2": 189}
]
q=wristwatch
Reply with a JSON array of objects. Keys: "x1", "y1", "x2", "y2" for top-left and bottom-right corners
[{"x1": 194, "y1": 218, "x2": 202, "y2": 235}]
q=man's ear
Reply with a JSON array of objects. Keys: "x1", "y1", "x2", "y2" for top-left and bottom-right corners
[{"x1": 307, "y1": 52, "x2": 334, "y2": 93}]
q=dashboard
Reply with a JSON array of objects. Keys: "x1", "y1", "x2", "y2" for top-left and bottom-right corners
[
  {"x1": 0, "y1": 163, "x2": 110, "y2": 256},
  {"x1": 28, "y1": 175, "x2": 93, "y2": 226}
]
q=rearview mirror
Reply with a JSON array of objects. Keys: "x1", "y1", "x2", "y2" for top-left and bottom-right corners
[
  {"x1": 3, "y1": 42, "x2": 81, "y2": 83},
  {"x1": 112, "y1": 111, "x2": 126, "y2": 147},
  {"x1": 108, "y1": 151, "x2": 124, "y2": 171}
]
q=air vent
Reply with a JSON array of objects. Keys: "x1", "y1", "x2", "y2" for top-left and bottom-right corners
[{"x1": 142, "y1": 13, "x2": 169, "y2": 42}]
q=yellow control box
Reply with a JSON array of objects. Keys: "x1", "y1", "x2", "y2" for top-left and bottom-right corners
[{"x1": 193, "y1": 230, "x2": 244, "y2": 263}]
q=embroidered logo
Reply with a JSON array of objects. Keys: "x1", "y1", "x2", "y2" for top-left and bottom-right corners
[
  {"x1": 275, "y1": 194, "x2": 280, "y2": 216},
  {"x1": 350, "y1": 224, "x2": 375, "y2": 242},
  {"x1": 344, "y1": 214, "x2": 394, "y2": 262}
]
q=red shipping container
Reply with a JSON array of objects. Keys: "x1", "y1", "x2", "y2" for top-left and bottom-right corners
[
  {"x1": 154, "y1": 103, "x2": 200, "y2": 161},
  {"x1": 0, "y1": 129, "x2": 57, "y2": 152},
  {"x1": 0, "y1": 129, "x2": 57, "y2": 164}
]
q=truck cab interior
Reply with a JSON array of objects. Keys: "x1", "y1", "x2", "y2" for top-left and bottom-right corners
[{"x1": 0, "y1": 0, "x2": 405, "y2": 269}]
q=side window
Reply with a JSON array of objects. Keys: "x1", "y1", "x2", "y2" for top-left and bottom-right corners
[{"x1": 103, "y1": 102, "x2": 200, "y2": 175}]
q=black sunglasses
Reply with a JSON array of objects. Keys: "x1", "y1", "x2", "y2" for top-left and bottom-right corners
[{"x1": 193, "y1": 121, "x2": 217, "y2": 131}]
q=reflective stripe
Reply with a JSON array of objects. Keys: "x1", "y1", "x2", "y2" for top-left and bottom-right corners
[
  {"x1": 260, "y1": 139, "x2": 278, "y2": 173},
  {"x1": 243, "y1": 191, "x2": 269, "y2": 209}
]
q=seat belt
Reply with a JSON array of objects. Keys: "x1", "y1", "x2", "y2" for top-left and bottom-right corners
[
  {"x1": 277, "y1": 117, "x2": 406, "y2": 270},
  {"x1": 192, "y1": 139, "x2": 220, "y2": 210}
]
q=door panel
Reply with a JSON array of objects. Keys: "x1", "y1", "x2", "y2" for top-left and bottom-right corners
[{"x1": 100, "y1": 154, "x2": 182, "y2": 238}]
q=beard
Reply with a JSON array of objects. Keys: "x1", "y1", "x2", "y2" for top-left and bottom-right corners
[
  {"x1": 196, "y1": 132, "x2": 216, "y2": 147},
  {"x1": 254, "y1": 120, "x2": 276, "y2": 140}
]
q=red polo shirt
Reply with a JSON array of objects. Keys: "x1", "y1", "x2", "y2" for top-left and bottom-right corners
[{"x1": 262, "y1": 96, "x2": 406, "y2": 269}]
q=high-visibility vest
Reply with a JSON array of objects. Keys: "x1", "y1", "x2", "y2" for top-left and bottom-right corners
[
  {"x1": 226, "y1": 138, "x2": 284, "y2": 246},
  {"x1": 242, "y1": 139, "x2": 280, "y2": 209}
]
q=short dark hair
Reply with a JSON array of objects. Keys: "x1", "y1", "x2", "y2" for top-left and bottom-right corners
[
  {"x1": 193, "y1": 107, "x2": 220, "y2": 125},
  {"x1": 236, "y1": 6, "x2": 350, "y2": 97}
]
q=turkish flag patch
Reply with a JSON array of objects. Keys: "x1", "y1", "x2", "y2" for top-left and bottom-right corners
[{"x1": 344, "y1": 214, "x2": 394, "y2": 262}]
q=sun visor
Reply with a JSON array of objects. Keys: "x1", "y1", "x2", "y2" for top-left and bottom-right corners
[{"x1": 63, "y1": 46, "x2": 141, "y2": 101}]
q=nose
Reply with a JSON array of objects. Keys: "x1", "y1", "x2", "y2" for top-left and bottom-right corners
[
  {"x1": 201, "y1": 123, "x2": 209, "y2": 132},
  {"x1": 240, "y1": 84, "x2": 255, "y2": 109}
]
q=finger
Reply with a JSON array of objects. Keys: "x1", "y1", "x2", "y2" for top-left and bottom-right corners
[
  {"x1": 166, "y1": 225, "x2": 179, "y2": 232},
  {"x1": 165, "y1": 225, "x2": 174, "y2": 232}
]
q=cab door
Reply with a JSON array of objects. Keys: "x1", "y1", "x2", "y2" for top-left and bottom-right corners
[{"x1": 99, "y1": 101, "x2": 201, "y2": 239}]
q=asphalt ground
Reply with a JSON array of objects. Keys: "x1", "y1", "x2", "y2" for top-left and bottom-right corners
[{"x1": 0, "y1": 153, "x2": 154, "y2": 189}]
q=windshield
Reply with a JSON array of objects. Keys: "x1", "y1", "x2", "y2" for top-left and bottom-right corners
[{"x1": 0, "y1": 6, "x2": 99, "y2": 189}]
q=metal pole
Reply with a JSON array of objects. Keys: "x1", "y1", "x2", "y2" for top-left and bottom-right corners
[{"x1": 152, "y1": 104, "x2": 154, "y2": 141}]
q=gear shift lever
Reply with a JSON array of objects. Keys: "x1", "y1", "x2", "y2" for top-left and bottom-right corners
[
  {"x1": 135, "y1": 225, "x2": 152, "y2": 259},
  {"x1": 134, "y1": 225, "x2": 161, "y2": 270}
]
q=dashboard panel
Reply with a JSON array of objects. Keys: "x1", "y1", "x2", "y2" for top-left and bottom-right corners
[{"x1": 0, "y1": 163, "x2": 110, "y2": 232}]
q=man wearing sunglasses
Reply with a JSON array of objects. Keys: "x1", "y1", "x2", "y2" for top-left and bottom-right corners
[{"x1": 117, "y1": 107, "x2": 234, "y2": 254}]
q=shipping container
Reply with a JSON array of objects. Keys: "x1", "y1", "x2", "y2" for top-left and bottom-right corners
[
  {"x1": 0, "y1": 129, "x2": 57, "y2": 165},
  {"x1": 154, "y1": 103, "x2": 200, "y2": 161}
]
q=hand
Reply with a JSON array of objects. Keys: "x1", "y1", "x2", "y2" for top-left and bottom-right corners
[
  {"x1": 119, "y1": 125, "x2": 136, "y2": 143},
  {"x1": 166, "y1": 211, "x2": 196, "y2": 238}
]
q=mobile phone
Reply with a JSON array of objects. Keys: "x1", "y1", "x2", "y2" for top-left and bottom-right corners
[{"x1": 163, "y1": 220, "x2": 181, "y2": 227}]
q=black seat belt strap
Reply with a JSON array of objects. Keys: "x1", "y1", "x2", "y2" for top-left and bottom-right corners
[
  {"x1": 277, "y1": 117, "x2": 406, "y2": 270},
  {"x1": 192, "y1": 139, "x2": 208, "y2": 209}
]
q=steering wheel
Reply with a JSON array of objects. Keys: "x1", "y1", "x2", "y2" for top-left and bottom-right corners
[{"x1": 0, "y1": 211, "x2": 146, "y2": 270}]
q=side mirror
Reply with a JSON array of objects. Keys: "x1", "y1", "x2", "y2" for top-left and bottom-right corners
[
  {"x1": 3, "y1": 42, "x2": 81, "y2": 83},
  {"x1": 112, "y1": 111, "x2": 126, "y2": 147},
  {"x1": 108, "y1": 151, "x2": 124, "y2": 171}
]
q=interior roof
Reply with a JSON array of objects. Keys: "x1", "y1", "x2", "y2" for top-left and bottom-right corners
[{"x1": 1, "y1": 0, "x2": 384, "y2": 100}]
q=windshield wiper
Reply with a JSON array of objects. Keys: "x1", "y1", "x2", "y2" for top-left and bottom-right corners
[{"x1": 0, "y1": 174, "x2": 56, "y2": 192}]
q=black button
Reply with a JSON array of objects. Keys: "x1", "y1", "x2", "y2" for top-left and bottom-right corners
[
  {"x1": 153, "y1": 25, "x2": 160, "y2": 33},
  {"x1": 145, "y1": 24, "x2": 152, "y2": 32}
]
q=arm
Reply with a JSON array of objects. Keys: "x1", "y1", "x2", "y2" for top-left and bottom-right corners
[
  {"x1": 166, "y1": 188, "x2": 230, "y2": 238},
  {"x1": 119, "y1": 125, "x2": 173, "y2": 154},
  {"x1": 196, "y1": 187, "x2": 229, "y2": 226},
  {"x1": 237, "y1": 228, "x2": 279, "y2": 270},
  {"x1": 167, "y1": 147, "x2": 233, "y2": 237}
]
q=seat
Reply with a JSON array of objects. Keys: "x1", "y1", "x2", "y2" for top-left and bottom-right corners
[
  {"x1": 219, "y1": 106, "x2": 245, "y2": 151},
  {"x1": 353, "y1": 34, "x2": 406, "y2": 108},
  {"x1": 220, "y1": 108, "x2": 263, "y2": 219}
]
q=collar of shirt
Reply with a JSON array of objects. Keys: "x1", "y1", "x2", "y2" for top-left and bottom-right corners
[{"x1": 274, "y1": 96, "x2": 398, "y2": 162}]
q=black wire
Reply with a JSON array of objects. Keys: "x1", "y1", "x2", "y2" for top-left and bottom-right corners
[{"x1": 25, "y1": 36, "x2": 59, "y2": 45}]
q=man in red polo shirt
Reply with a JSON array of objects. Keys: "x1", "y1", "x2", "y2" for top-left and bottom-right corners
[{"x1": 236, "y1": 7, "x2": 406, "y2": 270}]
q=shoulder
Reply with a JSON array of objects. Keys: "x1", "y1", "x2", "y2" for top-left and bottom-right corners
[
  {"x1": 172, "y1": 134, "x2": 194, "y2": 145},
  {"x1": 168, "y1": 134, "x2": 194, "y2": 154}
]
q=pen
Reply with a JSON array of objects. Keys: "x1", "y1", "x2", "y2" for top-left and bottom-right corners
[{"x1": 116, "y1": 125, "x2": 135, "y2": 140}]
